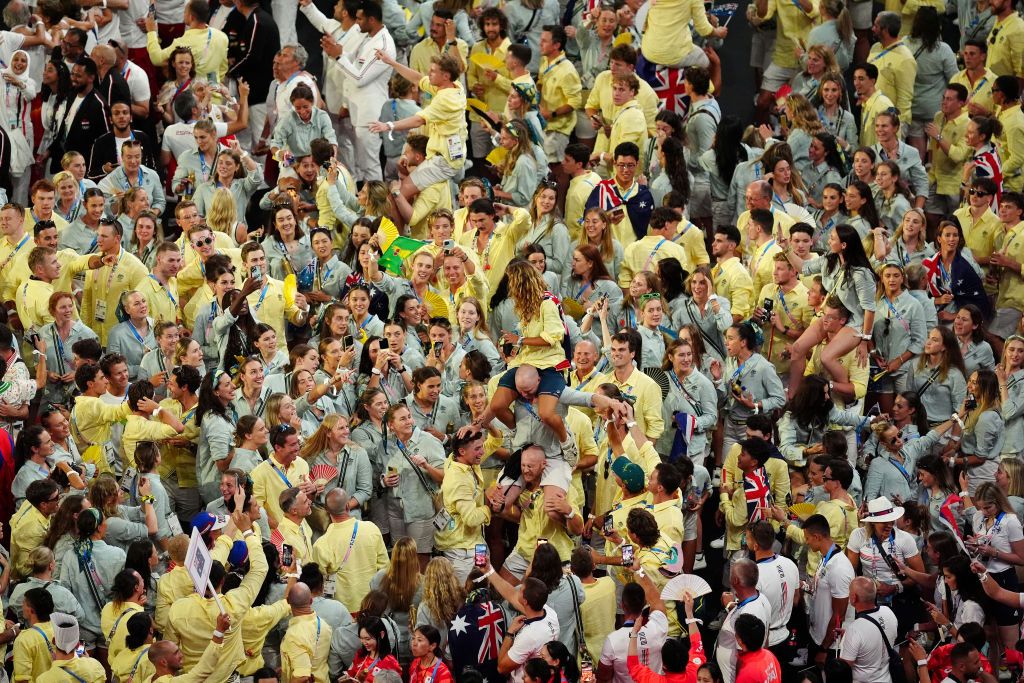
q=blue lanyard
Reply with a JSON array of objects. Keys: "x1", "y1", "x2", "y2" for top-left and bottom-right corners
[
  {"x1": 127, "y1": 320, "x2": 148, "y2": 346},
  {"x1": 576, "y1": 281, "x2": 593, "y2": 299},
  {"x1": 541, "y1": 55, "x2": 565, "y2": 78},
  {"x1": 198, "y1": 151, "x2": 210, "y2": 181},
  {"x1": 730, "y1": 359, "x2": 748, "y2": 384},
  {"x1": 888, "y1": 455, "x2": 913, "y2": 484},
  {"x1": 870, "y1": 41, "x2": 904, "y2": 62},
  {"x1": 254, "y1": 284, "x2": 269, "y2": 312},
  {"x1": 642, "y1": 238, "x2": 667, "y2": 271},
  {"x1": 271, "y1": 462, "x2": 292, "y2": 487},
  {"x1": 821, "y1": 544, "x2": 839, "y2": 568},
  {"x1": 520, "y1": 400, "x2": 540, "y2": 421},
  {"x1": 150, "y1": 275, "x2": 177, "y2": 307},
  {"x1": 121, "y1": 167, "x2": 144, "y2": 190},
  {"x1": 63, "y1": 667, "x2": 89, "y2": 683},
  {"x1": 735, "y1": 593, "x2": 758, "y2": 609},
  {"x1": 32, "y1": 625, "x2": 53, "y2": 655},
  {"x1": 882, "y1": 295, "x2": 909, "y2": 333}
]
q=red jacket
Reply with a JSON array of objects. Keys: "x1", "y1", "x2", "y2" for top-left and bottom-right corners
[
  {"x1": 736, "y1": 649, "x2": 782, "y2": 683},
  {"x1": 627, "y1": 631, "x2": 706, "y2": 683}
]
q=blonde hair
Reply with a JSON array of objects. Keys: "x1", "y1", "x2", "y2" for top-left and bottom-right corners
[
  {"x1": 263, "y1": 393, "x2": 290, "y2": 432},
  {"x1": 379, "y1": 537, "x2": 421, "y2": 612},
  {"x1": 421, "y1": 557, "x2": 465, "y2": 626},
  {"x1": 506, "y1": 260, "x2": 546, "y2": 324},
  {"x1": 579, "y1": 207, "x2": 616, "y2": 262},
  {"x1": 787, "y1": 93, "x2": 825, "y2": 136},
  {"x1": 502, "y1": 119, "x2": 534, "y2": 178},
  {"x1": 300, "y1": 413, "x2": 346, "y2": 461},
  {"x1": 457, "y1": 297, "x2": 491, "y2": 337},
  {"x1": 974, "y1": 481, "x2": 1015, "y2": 515},
  {"x1": 1002, "y1": 459, "x2": 1024, "y2": 497},
  {"x1": 207, "y1": 187, "x2": 238, "y2": 237}
]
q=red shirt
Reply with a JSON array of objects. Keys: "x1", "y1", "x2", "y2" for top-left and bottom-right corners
[
  {"x1": 409, "y1": 656, "x2": 454, "y2": 683},
  {"x1": 347, "y1": 652, "x2": 403, "y2": 683},
  {"x1": 736, "y1": 649, "x2": 782, "y2": 683},
  {"x1": 627, "y1": 630, "x2": 706, "y2": 683}
]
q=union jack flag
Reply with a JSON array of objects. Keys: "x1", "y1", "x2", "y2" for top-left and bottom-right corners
[
  {"x1": 449, "y1": 597, "x2": 507, "y2": 683},
  {"x1": 972, "y1": 144, "x2": 1003, "y2": 210},
  {"x1": 744, "y1": 466, "x2": 772, "y2": 522},
  {"x1": 921, "y1": 252, "x2": 951, "y2": 297},
  {"x1": 653, "y1": 66, "x2": 688, "y2": 113},
  {"x1": 595, "y1": 178, "x2": 625, "y2": 212}
]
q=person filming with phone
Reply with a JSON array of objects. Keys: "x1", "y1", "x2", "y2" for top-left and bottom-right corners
[{"x1": 434, "y1": 430, "x2": 491, "y2": 583}]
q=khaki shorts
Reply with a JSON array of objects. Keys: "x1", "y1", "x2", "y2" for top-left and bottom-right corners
[
  {"x1": 502, "y1": 549, "x2": 531, "y2": 579},
  {"x1": 761, "y1": 63, "x2": 800, "y2": 93},
  {"x1": 544, "y1": 130, "x2": 571, "y2": 161},
  {"x1": 410, "y1": 154, "x2": 459, "y2": 191}
]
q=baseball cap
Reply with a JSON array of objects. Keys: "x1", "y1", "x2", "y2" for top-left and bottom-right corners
[
  {"x1": 227, "y1": 540, "x2": 249, "y2": 566},
  {"x1": 611, "y1": 456, "x2": 645, "y2": 494},
  {"x1": 191, "y1": 511, "x2": 229, "y2": 535}
]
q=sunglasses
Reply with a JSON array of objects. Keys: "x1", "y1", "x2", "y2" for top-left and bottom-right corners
[
  {"x1": 969, "y1": 189, "x2": 991, "y2": 197},
  {"x1": 883, "y1": 318, "x2": 891, "y2": 336},
  {"x1": 98, "y1": 217, "x2": 117, "y2": 226},
  {"x1": 192, "y1": 236, "x2": 215, "y2": 248}
]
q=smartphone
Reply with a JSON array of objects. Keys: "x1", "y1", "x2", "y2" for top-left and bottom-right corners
[
  {"x1": 250, "y1": 266, "x2": 260, "y2": 280},
  {"x1": 640, "y1": 605, "x2": 651, "y2": 621},
  {"x1": 965, "y1": 393, "x2": 978, "y2": 410},
  {"x1": 474, "y1": 543, "x2": 488, "y2": 567},
  {"x1": 621, "y1": 544, "x2": 634, "y2": 565},
  {"x1": 281, "y1": 543, "x2": 294, "y2": 568},
  {"x1": 580, "y1": 662, "x2": 595, "y2": 683},
  {"x1": 602, "y1": 516, "x2": 614, "y2": 535},
  {"x1": 433, "y1": 340, "x2": 443, "y2": 358},
  {"x1": 442, "y1": 239, "x2": 455, "y2": 249},
  {"x1": 342, "y1": 335, "x2": 354, "y2": 349},
  {"x1": 387, "y1": 466, "x2": 398, "y2": 476}
]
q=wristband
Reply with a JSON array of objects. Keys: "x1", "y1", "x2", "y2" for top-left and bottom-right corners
[
  {"x1": 474, "y1": 568, "x2": 495, "y2": 583},
  {"x1": 243, "y1": 530, "x2": 255, "y2": 538},
  {"x1": 152, "y1": 407, "x2": 162, "y2": 417},
  {"x1": 565, "y1": 509, "x2": 576, "y2": 521},
  {"x1": 141, "y1": 495, "x2": 155, "y2": 505},
  {"x1": 285, "y1": 573, "x2": 299, "y2": 579},
  {"x1": 685, "y1": 618, "x2": 702, "y2": 625},
  {"x1": 959, "y1": 490, "x2": 969, "y2": 498},
  {"x1": 212, "y1": 630, "x2": 225, "y2": 639},
  {"x1": 917, "y1": 659, "x2": 928, "y2": 667},
  {"x1": 636, "y1": 568, "x2": 645, "y2": 578},
  {"x1": 980, "y1": 572, "x2": 991, "y2": 582},
  {"x1": 625, "y1": 421, "x2": 637, "y2": 429},
  {"x1": 386, "y1": 121, "x2": 395, "y2": 132}
]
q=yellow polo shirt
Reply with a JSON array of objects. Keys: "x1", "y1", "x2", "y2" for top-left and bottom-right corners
[
  {"x1": 437, "y1": 269, "x2": 490, "y2": 323},
  {"x1": 281, "y1": 612, "x2": 332, "y2": 683},
  {"x1": 600, "y1": 100, "x2": 648, "y2": 171},
  {"x1": 996, "y1": 221, "x2": 1024, "y2": 310},
  {"x1": 71, "y1": 395, "x2": 132, "y2": 454},
  {"x1": 277, "y1": 515, "x2": 314, "y2": 563},
  {"x1": 146, "y1": 26, "x2": 230, "y2": 85},
  {"x1": 867, "y1": 41, "x2": 916, "y2": 121},
  {"x1": 36, "y1": 657, "x2": 106, "y2": 683},
  {"x1": 109, "y1": 643, "x2": 155, "y2": 683},
  {"x1": 650, "y1": 496, "x2": 685, "y2": 546},
  {"x1": 177, "y1": 248, "x2": 243, "y2": 301},
  {"x1": 712, "y1": 256, "x2": 754, "y2": 319},
  {"x1": 458, "y1": 207, "x2": 532, "y2": 293},
  {"x1": 251, "y1": 454, "x2": 311, "y2": 525},
  {"x1": 410, "y1": 38, "x2": 470, "y2": 103},
  {"x1": 515, "y1": 485, "x2": 583, "y2": 564},
  {"x1": 13, "y1": 621, "x2": 55, "y2": 683},
  {"x1": 859, "y1": 89, "x2": 896, "y2": 147},
  {"x1": 10, "y1": 501, "x2": 49, "y2": 581},
  {"x1": 0, "y1": 233, "x2": 33, "y2": 302},
  {"x1": 137, "y1": 274, "x2": 181, "y2": 325},
  {"x1": 747, "y1": 240, "x2": 783, "y2": 300},
  {"x1": 81, "y1": 248, "x2": 149, "y2": 345},
  {"x1": 176, "y1": 230, "x2": 235, "y2": 266},
  {"x1": 784, "y1": 496, "x2": 858, "y2": 574},
  {"x1": 595, "y1": 367, "x2": 665, "y2": 439},
  {"x1": 248, "y1": 277, "x2": 306, "y2": 352},
  {"x1": 157, "y1": 398, "x2": 200, "y2": 490},
  {"x1": 312, "y1": 517, "x2": 389, "y2": 612},
  {"x1": 758, "y1": 282, "x2": 812, "y2": 377},
  {"x1": 100, "y1": 601, "x2": 144, "y2": 661},
  {"x1": 886, "y1": 0, "x2": 943, "y2": 35},
  {"x1": 673, "y1": 220, "x2": 711, "y2": 269},
  {"x1": 538, "y1": 54, "x2": 583, "y2": 135},
  {"x1": 24, "y1": 211, "x2": 69, "y2": 234},
  {"x1": 122, "y1": 414, "x2": 179, "y2": 470},
  {"x1": 950, "y1": 68, "x2": 997, "y2": 116},
  {"x1": 999, "y1": 104, "x2": 1024, "y2": 191},
  {"x1": 586, "y1": 71, "x2": 660, "y2": 136},
  {"x1": 619, "y1": 234, "x2": 692, "y2": 287},
  {"x1": 418, "y1": 76, "x2": 469, "y2": 170},
  {"x1": 987, "y1": 12, "x2": 1024, "y2": 78},
  {"x1": 435, "y1": 459, "x2": 491, "y2": 551},
  {"x1": 737, "y1": 209, "x2": 796, "y2": 258},
  {"x1": 954, "y1": 206, "x2": 1002, "y2": 265},
  {"x1": 507, "y1": 299, "x2": 565, "y2": 370},
  {"x1": 408, "y1": 180, "x2": 454, "y2": 241},
  {"x1": 929, "y1": 110, "x2": 971, "y2": 196},
  {"x1": 642, "y1": 0, "x2": 716, "y2": 67},
  {"x1": 759, "y1": 0, "x2": 819, "y2": 69},
  {"x1": 155, "y1": 565, "x2": 194, "y2": 635},
  {"x1": 467, "y1": 38, "x2": 511, "y2": 119}
]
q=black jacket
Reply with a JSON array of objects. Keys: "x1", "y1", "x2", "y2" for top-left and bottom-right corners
[
  {"x1": 225, "y1": 6, "x2": 280, "y2": 105},
  {"x1": 87, "y1": 130, "x2": 157, "y2": 181},
  {"x1": 96, "y1": 70, "x2": 133, "y2": 109},
  {"x1": 51, "y1": 89, "x2": 111, "y2": 165}
]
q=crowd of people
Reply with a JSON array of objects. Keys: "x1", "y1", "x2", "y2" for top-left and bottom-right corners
[{"x1": 1, "y1": 0, "x2": 1024, "y2": 680}]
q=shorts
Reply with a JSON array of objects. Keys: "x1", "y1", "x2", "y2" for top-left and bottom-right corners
[
  {"x1": 925, "y1": 186, "x2": 960, "y2": 216},
  {"x1": 388, "y1": 516, "x2": 436, "y2": 554},
  {"x1": 497, "y1": 366, "x2": 566, "y2": 397},
  {"x1": 990, "y1": 307, "x2": 1023, "y2": 339},
  {"x1": 989, "y1": 567, "x2": 1022, "y2": 626},
  {"x1": 689, "y1": 176, "x2": 713, "y2": 219},
  {"x1": 538, "y1": 457, "x2": 574, "y2": 492},
  {"x1": 502, "y1": 549, "x2": 531, "y2": 580},
  {"x1": 410, "y1": 154, "x2": 459, "y2": 191},
  {"x1": 750, "y1": 32, "x2": 776, "y2": 71},
  {"x1": 849, "y1": 0, "x2": 872, "y2": 29},
  {"x1": 441, "y1": 547, "x2": 477, "y2": 584},
  {"x1": 575, "y1": 109, "x2": 597, "y2": 141},
  {"x1": 683, "y1": 509, "x2": 698, "y2": 542},
  {"x1": 544, "y1": 130, "x2": 571, "y2": 161},
  {"x1": 761, "y1": 63, "x2": 799, "y2": 93}
]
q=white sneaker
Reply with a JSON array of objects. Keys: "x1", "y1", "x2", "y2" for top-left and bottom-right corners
[
  {"x1": 561, "y1": 432, "x2": 580, "y2": 468},
  {"x1": 693, "y1": 553, "x2": 707, "y2": 570},
  {"x1": 712, "y1": 467, "x2": 722, "y2": 487},
  {"x1": 710, "y1": 535, "x2": 725, "y2": 549}
]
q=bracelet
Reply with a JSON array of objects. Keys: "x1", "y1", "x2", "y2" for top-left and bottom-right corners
[
  {"x1": 917, "y1": 659, "x2": 928, "y2": 667},
  {"x1": 685, "y1": 618, "x2": 703, "y2": 625},
  {"x1": 285, "y1": 573, "x2": 299, "y2": 579},
  {"x1": 386, "y1": 121, "x2": 395, "y2": 132},
  {"x1": 625, "y1": 421, "x2": 637, "y2": 429},
  {"x1": 628, "y1": 634, "x2": 638, "y2": 639},
  {"x1": 636, "y1": 568, "x2": 645, "y2": 578},
  {"x1": 980, "y1": 572, "x2": 991, "y2": 582},
  {"x1": 565, "y1": 509, "x2": 576, "y2": 521},
  {"x1": 212, "y1": 630, "x2": 225, "y2": 639},
  {"x1": 243, "y1": 530, "x2": 254, "y2": 538},
  {"x1": 141, "y1": 495, "x2": 155, "y2": 505},
  {"x1": 473, "y1": 568, "x2": 495, "y2": 583}
]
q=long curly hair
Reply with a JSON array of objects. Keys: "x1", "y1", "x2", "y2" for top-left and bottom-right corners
[
  {"x1": 787, "y1": 93, "x2": 825, "y2": 136},
  {"x1": 421, "y1": 557, "x2": 465, "y2": 626},
  {"x1": 502, "y1": 119, "x2": 535, "y2": 177},
  {"x1": 506, "y1": 260, "x2": 546, "y2": 324},
  {"x1": 379, "y1": 537, "x2": 421, "y2": 613},
  {"x1": 300, "y1": 413, "x2": 346, "y2": 461}
]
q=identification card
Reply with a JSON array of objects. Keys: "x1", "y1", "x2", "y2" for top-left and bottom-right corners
[
  {"x1": 94, "y1": 299, "x2": 107, "y2": 322},
  {"x1": 447, "y1": 134, "x2": 465, "y2": 161}
]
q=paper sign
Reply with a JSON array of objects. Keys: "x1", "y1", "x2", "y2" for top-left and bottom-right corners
[{"x1": 185, "y1": 526, "x2": 213, "y2": 597}]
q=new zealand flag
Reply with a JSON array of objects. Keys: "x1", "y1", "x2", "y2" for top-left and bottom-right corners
[{"x1": 448, "y1": 593, "x2": 508, "y2": 683}]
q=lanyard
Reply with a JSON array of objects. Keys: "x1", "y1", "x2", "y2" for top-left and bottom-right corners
[
  {"x1": 51, "y1": 325, "x2": 70, "y2": 375},
  {"x1": 750, "y1": 239, "x2": 776, "y2": 275},
  {"x1": 520, "y1": 399, "x2": 540, "y2": 422},
  {"x1": 775, "y1": 287, "x2": 796, "y2": 325},
  {"x1": 271, "y1": 462, "x2": 292, "y2": 487},
  {"x1": 121, "y1": 167, "x2": 144, "y2": 190},
  {"x1": 735, "y1": 593, "x2": 758, "y2": 610},
  {"x1": 870, "y1": 41, "x2": 904, "y2": 62},
  {"x1": 254, "y1": 284, "x2": 269, "y2": 312},
  {"x1": 127, "y1": 320, "x2": 149, "y2": 348},
  {"x1": 888, "y1": 454, "x2": 913, "y2": 484},
  {"x1": 0, "y1": 233, "x2": 29, "y2": 272},
  {"x1": 576, "y1": 281, "x2": 593, "y2": 299},
  {"x1": 730, "y1": 358, "x2": 749, "y2": 384},
  {"x1": 63, "y1": 667, "x2": 89, "y2": 683},
  {"x1": 150, "y1": 274, "x2": 177, "y2": 307},
  {"x1": 969, "y1": 76, "x2": 989, "y2": 100},
  {"x1": 98, "y1": 249, "x2": 125, "y2": 291},
  {"x1": 642, "y1": 238, "x2": 667, "y2": 271},
  {"x1": 32, "y1": 625, "x2": 53, "y2": 655},
  {"x1": 198, "y1": 150, "x2": 210, "y2": 181},
  {"x1": 882, "y1": 295, "x2": 910, "y2": 333},
  {"x1": 541, "y1": 55, "x2": 565, "y2": 79}
]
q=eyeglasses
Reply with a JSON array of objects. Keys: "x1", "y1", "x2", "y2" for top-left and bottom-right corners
[
  {"x1": 192, "y1": 236, "x2": 215, "y2": 248},
  {"x1": 887, "y1": 436, "x2": 900, "y2": 445},
  {"x1": 615, "y1": 162, "x2": 638, "y2": 169},
  {"x1": 969, "y1": 189, "x2": 991, "y2": 197}
]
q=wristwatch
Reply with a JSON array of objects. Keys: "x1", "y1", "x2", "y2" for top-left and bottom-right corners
[{"x1": 371, "y1": 368, "x2": 382, "y2": 376}]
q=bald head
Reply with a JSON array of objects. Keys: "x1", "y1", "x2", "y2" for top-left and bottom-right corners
[
  {"x1": 850, "y1": 576, "x2": 877, "y2": 606},
  {"x1": 288, "y1": 582, "x2": 312, "y2": 610},
  {"x1": 149, "y1": 640, "x2": 179, "y2": 666},
  {"x1": 91, "y1": 45, "x2": 116, "y2": 68},
  {"x1": 514, "y1": 365, "x2": 541, "y2": 400},
  {"x1": 325, "y1": 488, "x2": 350, "y2": 518}
]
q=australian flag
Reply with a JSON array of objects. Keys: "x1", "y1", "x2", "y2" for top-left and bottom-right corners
[
  {"x1": 449, "y1": 594, "x2": 507, "y2": 683},
  {"x1": 585, "y1": 178, "x2": 655, "y2": 242}
]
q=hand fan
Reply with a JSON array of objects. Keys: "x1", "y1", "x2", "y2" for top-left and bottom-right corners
[
  {"x1": 283, "y1": 274, "x2": 297, "y2": 308},
  {"x1": 310, "y1": 463, "x2": 339, "y2": 487},
  {"x1": 642, "y1": 367, "x2": 670, "y2": 399},
  {"x1": 661, "y1": 573, "x2": 713, "y2": 601},
  {"x1": 269, "y1": 528, "x2": 285, "y2": 554},
  {"x1": 789, "y1": 502, "x2": 817, "y2": 520},
  {"x1": 470, "y1": 53, "x2": 504, "y2": 70}
]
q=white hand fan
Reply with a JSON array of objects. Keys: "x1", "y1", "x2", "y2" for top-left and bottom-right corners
[{"x1": 661, "y1": 573, "x2": 713, "y2": 602}]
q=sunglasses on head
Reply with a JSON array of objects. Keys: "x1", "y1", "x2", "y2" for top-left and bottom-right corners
[
  {"x1": 192, "y1": 236, "x2": 215, "y2": 247},
  {"x1": 98, "y1": 217, "x2": 117, "y2": 226}
]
